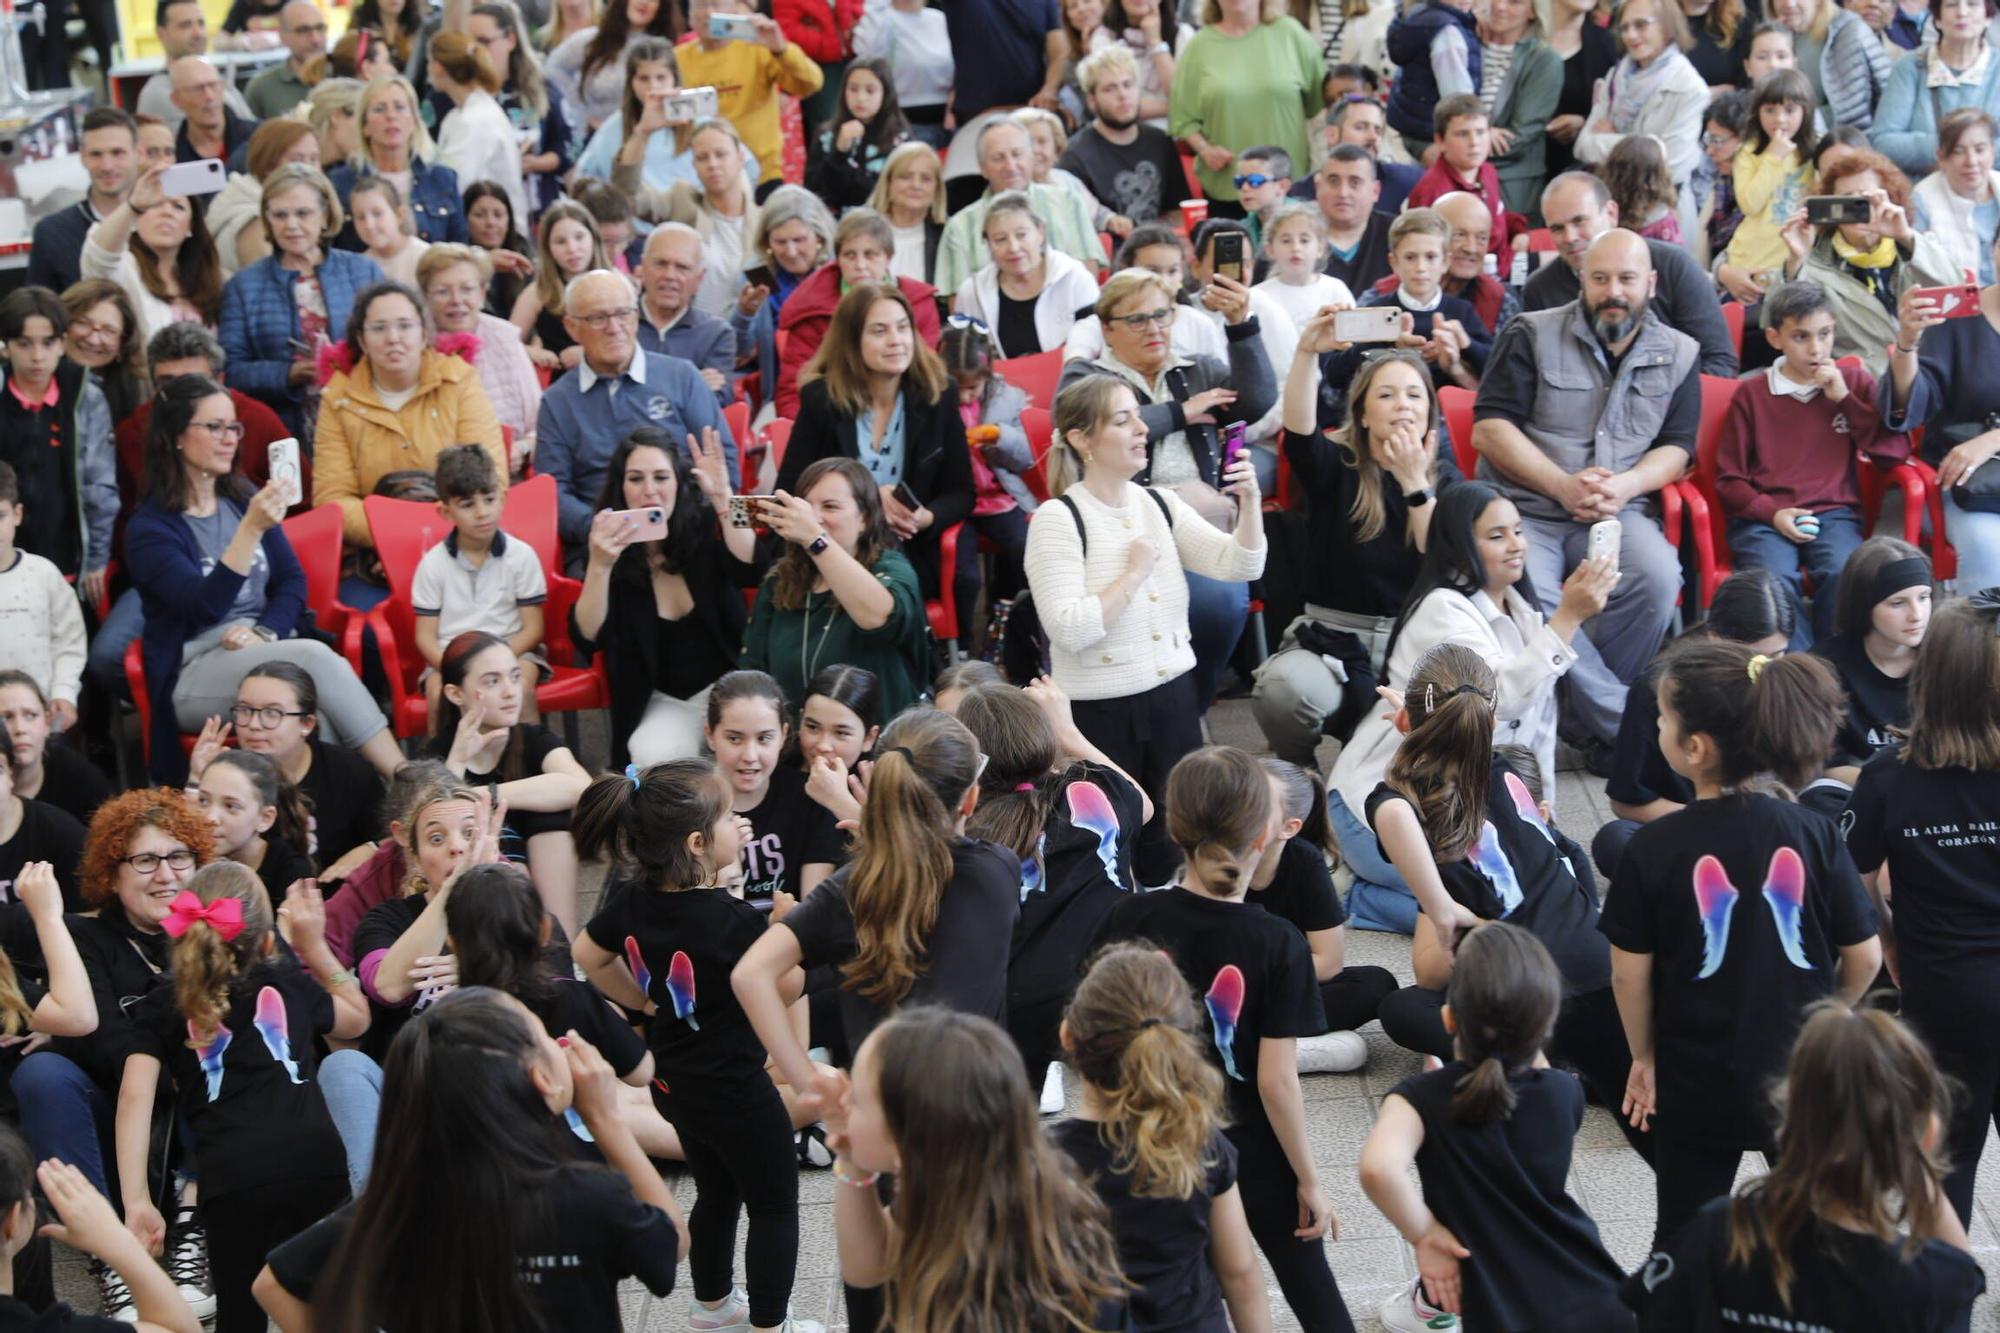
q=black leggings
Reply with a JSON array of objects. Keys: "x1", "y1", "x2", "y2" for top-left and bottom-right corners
[
  {"x1": 1651, "y1": 1134, "x2": 1774, "y2": 1254},
  {"x1": 658, "y1": 1074, "x2": 801, "y2": 1327},
  {"x1": 1231, "y1": 1122, "x2": 1355, "y2": 1333},
  {"x1": 1931, "y1": 1041, "x2": 2000, "y2": 1225},
  {"x1": 205, "y1": 1174, "x2": 348, "y2": 1333},
  {"x1": 1319, "y1": 965, "x2": 1396, "y2": 1033},
  {"x1": 1072, "y1": 672, "x2": 1205, "y2": 886}
]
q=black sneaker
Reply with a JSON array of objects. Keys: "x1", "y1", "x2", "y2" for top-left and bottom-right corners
[
  {"x1": 89, "y1": 1258, "x2": 138, "y2": 1324},
  {"x1": 165, "y1": 1206, "x2": 216, "y2": 1321}
]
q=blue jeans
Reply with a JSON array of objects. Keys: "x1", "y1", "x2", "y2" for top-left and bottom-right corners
[
  {"x1": 1185, "y1": 573, "x2": 1249, "y2": 710},
  {"x1": 318, "y1": 1048, "x2": 383, "y2": 1196},
  {"x1": 15, "y1": 1053, "x2": 114, "y2": 1196},
  {"x1": 84, "y1": 587, "x2": 144, "y2": 694},
  {"x1": 1328, "y1": 790, "x2": 1419, "y2": 935},
  {"x1": 1727, "y1": 507, "x2": 1863, "y2": 647},
  {"x1": 1944, "y1": 489, "x2": 2000, "y2": 596}
]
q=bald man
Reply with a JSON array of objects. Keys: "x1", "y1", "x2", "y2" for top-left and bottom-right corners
[
  {"x1": 244, "y1": 1, "x2": 328, "y2": 118},
  {"x1": 169, "y1": 55, "x2": 257, "y2": 165},
  {"x1": 1432, "y1": 191, "x2": 1521, "y2": 336},
  {"x1": 1470, "y1": 229, "x2": 1701, "y2": 750},
  {"x1": 135, "y1": 0, "x2": 255, "y2": 130},
  {"x1": 635, "y1": 225, "x2": 737, "y2": 400}
]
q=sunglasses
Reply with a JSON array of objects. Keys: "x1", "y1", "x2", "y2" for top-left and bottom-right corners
[{"x1": 1233, "y1": 173, "x2": 1274, "y2": 190}]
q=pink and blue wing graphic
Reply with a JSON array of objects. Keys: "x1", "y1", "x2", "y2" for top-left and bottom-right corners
[
  {"x1": 1018, "y1": 843, "x2": 1045, "y2": 903},
  {"x1": 1066, "y1": 782, "x2": 1123, "y2": 883},
  {"x1": 253, "y1": 985, "x2": 302, "y2": 1084},
  {"x1": 189, "y1": 1022, "x2": 232, "y2": 1103},
  {"x1": 1761, "y1": 847, "x2": 1813, "y2": 971},
  {"x1": 1466, "y1": 820, "x2": 1524, "y2": 916},
  {"x1": 624, "y1": 936, "x2": 653, "y2": 999},
  {"x1": 564, "y1": 1106, "x2": 596, "y2": 1142},
  {"x1": 1692, "y1": 855, "x2": 1741, "y2": 980},
  {"x1": 666, "y1": 950, "x2": 699, "y2": 1030},
  {"x1": 1205, "y1": 965, "x2": 1246, "y2": 1082},
  {"x1": 1503, "y1": 771, "x2": 1554, "y2": 846}
]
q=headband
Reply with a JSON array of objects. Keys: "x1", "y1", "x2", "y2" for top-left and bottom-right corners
[{"x1": 1871, "y1": 557, "x2": 1930, "y2": 607}]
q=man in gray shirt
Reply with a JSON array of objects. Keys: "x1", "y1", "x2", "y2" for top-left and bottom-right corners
[{"x1": 135, "y1": 0, "x2": 254, "y2": 131}]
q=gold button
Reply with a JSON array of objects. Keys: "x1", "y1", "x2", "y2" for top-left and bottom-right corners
[
  {"x1": 1101, "y1": 654, "x2": 1113, "y2": 663},
  {"x1": 1152, "y1": 632, "x2": 1161, "y2": 641}
]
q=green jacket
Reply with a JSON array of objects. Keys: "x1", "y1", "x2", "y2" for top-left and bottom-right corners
[
  {"x1": 1792, "y1": 230, "x2": 1957, "y2": 377},
  {"x1": 740, "y1": 548, "x2": 930, "y2": 719},
  {"x1": 1490, "y1": 38, "x2": 1563, "y2": 222}
]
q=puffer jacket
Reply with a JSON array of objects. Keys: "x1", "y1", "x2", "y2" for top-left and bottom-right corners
[{"x1": 219, "y1": 250, "x2": 385, "y2": 439}]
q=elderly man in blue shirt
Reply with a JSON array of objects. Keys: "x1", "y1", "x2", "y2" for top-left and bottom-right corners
[{"x1": 634, "y1": 224, "x2": 738, "y2": 406}]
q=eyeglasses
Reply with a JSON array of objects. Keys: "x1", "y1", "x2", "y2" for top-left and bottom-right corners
[
  {"x1": 120, "y1": 848, "x2": 197, "y2": 874},
  {"x1": 1233, "y1": 172, "x2": 1273, "y2": 190},
  {"x1": 230, "y1": 703, "x2": 309, "y2": 727},
  {"x1": 363, "y1": 319, "x2": 423, "y2": 338},
  {"x1": 70, "y1": 317, "x2": 121, "y2": 344},
  {"x1": 1108, "y1": 307, "x2": 1174, "y2": 330},
  {"x1": 1618, "y1": 15, "x2": 1657, "y2": 31},
  {"x1": 187, "y1": 420, "x2": 246, "y2": 441},
  {"x1": 1701, "y1": 132, "x2": 1737, "y2": 147},
  {"x1": 574, "y1": 307, "x2": 639, "y2": 330},
  {"x1": 428, "y1": 280, "x2": 485, "y2": 302}
]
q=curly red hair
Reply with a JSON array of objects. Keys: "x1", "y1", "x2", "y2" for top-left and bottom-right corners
[
  {"x1": 81, "y1": 788, "x2": 215, "y2": 909},
  {"x1": 1815, "y1": 146, "x2": 1913, "y2": 211}
]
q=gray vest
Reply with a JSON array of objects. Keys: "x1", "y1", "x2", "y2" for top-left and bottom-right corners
[{"x1": 1477, "y1": 304, "x2": 1700, "y2": 522}]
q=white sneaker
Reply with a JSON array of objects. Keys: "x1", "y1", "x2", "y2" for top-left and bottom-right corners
[
  {"x1": 1378, "y1": 1277, "x2": 1459, "y2": 1332},
  {"x1": 90, "y1": 1260, "x2": 139, "y2": 1324},
  {"x1": 1039, "y1": 1063, "x2": 1066, "y2": 1115},
  {"x1": 688, "y1": 1288, "x2": 750, "y2": 1332},
  {"x1": 165, "y1": 1206, "x2": 216, "y2": 1322},
  {"x1": 1295, "y1": 1030, "x2": 1369, "y2": 1074}
]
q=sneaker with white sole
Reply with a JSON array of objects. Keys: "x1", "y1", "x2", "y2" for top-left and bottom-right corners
[
  {"x1": 165, "y1": 1206, "x2": 216, "y2": 1321},
  {"x1": 1378, "y1": 1277, "x2": 1459, "y2": 1332},
  {"x1": 777, "y1": 1320, "x2": 826, "y2": 1333},
  {"x1": 1295, "y1": 1030, "x2": 1369, "y2": 1074},
  {"x1": 90, "y1": 1259, "x2": 138, "y2": 1324},
  {"x1": 689, "y1": 1288, "x2": 750, "y2": 1332},
  {"x1": 796, "y1": 1124, "x2": 833, "y2": 1168},
  {"x1": 1039, "y1": 1063, "x2": 1065, "y2": 1115}
]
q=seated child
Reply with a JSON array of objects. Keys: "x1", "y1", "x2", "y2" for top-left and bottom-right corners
[
  {"x1": 1231, "y1": 145, "x2": 1296, "y2": 254},
  {"x1": 0, "y1": 462, "x2": 87, "y2": 730},
  {"x1": 1406, "y1": 95, "x2": 1520, "y2": 260},
  {"x1": 1253, "y1": 201, "x2": 1356, "y2": 332},
  {"x1": 1321, "y1": 208, "x2": 1491, "y2": 415},
  {"x1": 1604, "y1": 134, "x2": 1684, "y2": 245}
]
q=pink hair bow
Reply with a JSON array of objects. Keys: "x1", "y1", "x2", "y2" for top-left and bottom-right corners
[{"x1": 161, "y1": 891, "x2": 245, "y2": 942}]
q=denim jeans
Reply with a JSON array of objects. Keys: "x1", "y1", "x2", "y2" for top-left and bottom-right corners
[
  {"x1": 84, "y1": 587, "x2": 144, "y2": 694},
  {"x1": 1726, "y1": 506, "x2": 1863, "y2": 647},
  {"x1": 1327, "y1": 790, "x2": 1418, "y2": 934},
  {"x1": 1944, "y1": 488, "x2": 2000, "y2": 595},
  {"x1": 15, "y1": 1053, "x2": 114, "y2": 1196},
  {"x1": 318, "y1": 1048, "x2": 383, "y2": 1196},
  {"x1": 1184, "y1": 573, "x2": 1249, "y2": 710}
]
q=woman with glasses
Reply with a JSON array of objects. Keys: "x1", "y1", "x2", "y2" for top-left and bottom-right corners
[
  {"x1": 127, "y1": 374, "x2": 403, "y2": 785},
  {"x1": 950, "y1": 192, "x2": 1100, "y2": 361},
  {"x1": 58, "y1": 279, "x2": 149, "y2": 428},
  {"x1": 417, "y1": 244, "x2": 541, "y2": 460},
  {"x1": 312, "y1": 281, "x2": 505, "y2": 548},
  {"x1": 1575, "y1": 0, "x2": 1710, "y2": 241},
  {"x1": 218, "y1": 165, "x2": 386, "y2": 444},
  {"x1": 1056, "y1": 268, "x2": 1274, "y2": 710}
]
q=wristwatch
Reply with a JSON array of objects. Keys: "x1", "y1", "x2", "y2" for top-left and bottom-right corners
[
  {"x1": 806, "y1": 531, "x2": 831, "y2": 556},
  {"x1": 1404, "y1": 487, "x2": 1434, "y2": 508}
]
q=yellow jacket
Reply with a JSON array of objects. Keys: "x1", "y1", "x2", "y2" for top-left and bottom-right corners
[
  {"x1": 673, "y1": 39, "x2": 824, "y2": 185},
  {"x1": 1727, "y1": 144, "x2": 1813, "y2": 278},
  {"x1": 312, "y1": 349, "x2": 506, "y2": 546}
]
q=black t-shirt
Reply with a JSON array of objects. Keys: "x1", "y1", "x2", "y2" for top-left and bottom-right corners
[
  {"x1": 1624, "y1": 1193, "x2": 1985, "y2": 1332},
  {"x1": 0, "y1": 1295, "x2": 131, "y2": 1332},
  {"x1": 997, "y1": 291, "x2": 1042, "y2": 358},
  {"x1": 266, "y1": 1162, "x2": 680, "y2": 1331},
  {"x1": 125, "y1": 958, "x2": 343, "y2": 1201},
  {"x1": 1055, "y1": 125, "x2": 1188, "y2": 226},
  {"x1": 530, "y1": 975, "x2": 649, "y2": 1158},
  {"x1": 1247, "y1": 838, "x2": 1347, "y2": 939},
  {"x1": 55, "y1": 907, "x2": 169, "y2": 1091},
  {"x1": 1368, "y1": 757, "x2": 1610, "y2": 997},
  {"x1": 1392, "y1": 1062, "x2": 1627, "y2": 1330},
  {"x1": 736, "y1": 766, "x2": 843, "y2": 913},
  {"x1": 1477, "y1": 316, "x2": 1702, "y2": 453},
  {"x1": 298, "y1": 740, "x2": 385, "y2": 872},
  {"x1": 29, "y1": 746, "x2": 112, "y2": 828},
  {"x1": 1096, "y1": 887, "x2": 1325, "y2": 1131},
  {"x1": 352, "y1": 895, "x2": 573, "y2": 1059},
  {"x1": 0, "y1": 799, "x2": 85, "y2": 911},
  {"x1": 782, "y1": 838, "x2": 1020, "y2": 1055},
  {"x1": 252, "y1": 835, "x2": 318, "y2": 902},
  {"x1": 1048, "y1": 1118, "x2": 1238, "y2": 1333},
  {"x1": 1010, "y1": 764, "x2": 1146, "y2": 1012},
  {"x1": 1598, "y1": 794, "x2": 1878, "y2": 1146},
  {"x1": 1606, "y1": 660, "x2": 1693, "y2": 811},
  {"x1": 425, "y1": 724, "x2": 570, "y2": 851},
  {"x1": 1843, "y1": 749, "x2": 2000, "y2": 1049},
  {"x1": 1813, "y1": 633, "x2": 1910, "y2": 767},
  {"x1": 1280, "y1": 430, "x2": 1465, "y2": 617},
  {"x1": 583, "y1": 882, "x2": 767, "y2": 1085}
]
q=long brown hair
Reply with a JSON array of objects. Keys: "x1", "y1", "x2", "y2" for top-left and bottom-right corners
[
  {"x1": 1658, "y1": 637, "x2": 1843, "y2": 789},
  {"x1": 1444, "y1": 922, "x2": 1562, "y2": 1123},
  {"x1": 842, "y1": 710, "x2": 981, "y2": 1006},
  {"x1": 532, "y1": 201, "x2": 610, "y2": 316},
  {"x1": 868, "y1": 1008, "x2": 1127, "y2": 1332},
  {"x1": 579, "y1": 0, "x2": 675, "y2": 97},
  {"x1": 572, "y1": 758, "x2": 731, "y2": 891},
  {"x1": 1726, "y1": 1003, "x2": 1954, "y2": 1308},
  {"x1": 132, "y1": 196, "x2": 223, "y2": 325},
  {"x1": 1165, "y1": 747, "x2": 1271, "y2": 894},
  {"x1": 1905, "y1": 598, "x2": 2000, "y2": 771},
  {"x1": 395, "y1": 780, "x2": 483, "y2": 897},
  {"x1": 799, "y1": 281, "x2": 950, "y2": 416},
  {"x1": 1064, "y1": 944, "x2": 1227, "y2": 1199},
  {"x1": 170, "y1": 861, "x2": 275, "y2": 1045},
  {"x1": 1335, "y1": 350, "x2": 1439, "y2": 544},
  {"x1": 1384, "y1": 643, "x2": 1498, "y2": 863},
  {"x1": 956, "y1": 683, "x2": 1063, "y2": 865},
  {"x1": 764, "y1": 458, "x2": 894, "y2": 612},
  {"x1": 58, "y1": 278, "x2": 149, "y2": 403},
  {"x1": 429, "y1": 30, "x2": 504, "y2": 94},
  {"x1": 618, "y1": 37, "x2": 690, "y2": 155}
]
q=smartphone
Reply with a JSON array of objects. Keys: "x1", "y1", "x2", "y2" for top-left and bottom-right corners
[
  {"x1": 707, "y1": 12, "x2": 760, "y2": 40},
  {"x1": 726, "y1": 496, "x2": 759, "y2": 529},
  {"x1": 1805, "y1": 194, "x2": 1872, "y2": 226},
  {"x1": 1211, "y1": 231, "x2": 1245, "y2": 284},
  {"x1": 663, "y1": 86, "x2": 719, "y2": 121},
  {"x1": 1587, "y1": 518, "x2": 1621, "y2": 565},
  {"x1": 742, "y1": 263, "x2": 778, "y2": 291},
  {"x1": 1912, "y1": 281, "x2": 1982, "y2": 319},
  {"x1": 1333, "y1": 306, "x2": 1403, "y2": 343},
  {"x1": 159, "y1": 158, "x2": 226, "y2": 198},
  {"x1": 1220, "y1": 422, "x2": 1246, "y2": 474},
  {"x1": 267, "y1": 437, "x2": 302, "y2": 507},
  {"x1": 891, "y1": 482, "x2": 921, "y2": 511},
  {"x1": 608, "y1": 506, "x2": 669, "y2": 541}
]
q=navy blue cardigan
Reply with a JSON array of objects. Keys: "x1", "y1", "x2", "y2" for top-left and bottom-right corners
[
  {"x1": 218, "y1": 250, "x2": 385, "y2": 439},
  {"x1": 126, "y1": 497, "x2": 308, "y2": 783}
]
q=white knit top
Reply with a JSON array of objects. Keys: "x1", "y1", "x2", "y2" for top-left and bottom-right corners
[{"x1": 1023, "y1": 482, "x2": 1266, "y2": 702}]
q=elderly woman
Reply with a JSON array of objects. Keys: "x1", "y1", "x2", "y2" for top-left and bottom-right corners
[
  {"x1": 209, "y1": 121, "x2": 325, "y2": 280},
  {"x1": 312, "y1": 281, "x2": 505, "y2": 546},
  {"x1": 1481, "y1": 0, "x2": 1565, "y2": 219},
  {"x1": 416, "y1": 244, "x2": 541, "y2": 457},
  {"x1": 1912, "y1": 110, "x2": 2000, "y2": 287},
  {"x1": 1767, "y1": 0, "x2": 1891, "y2": 128},
  {"x1": 81, "y1": 162, "x2": 224, "y2": 341},
  {"x1": 1057, "y1": 267, "x2": 1275, "y2": 707},
  {"x1": 616, "y1": 117, "x2": 763, "y2": 318},
  {"x1": 741, "y1": 456, "x2": 932, "y2": 717},
  {"x1": 326, "y1": 73, "x2": 468, "y2": 247},
  {"x1": 218, "y1": 164, "x2": 385, "y2": 442},
  {"x1": 1024, "y1": 372, "x2": 1265, "y2": 883},
  {"x1": 1170, "y1": 0, "x2": 1326, "y2": 213},
  {"x1": 1575, "y1": 0, "x2": 1710, "y2": 240},
  {"x1": 867, "y1": 140, "x2": 948, "y2": 286},
  {"x1": 775, "y1": 208, "x2": 942, "y2": 418},
  {"x1": 1871, "y1": 0, "x2": 2000, "y2": 175},
  {"x1": 59, "y1": 279, "x2": 148, "y2": 426},
  {"x1": 126, "y1": 375, "x2": 402, "y2": 782},
  {"x1": 728, "y1": 184, "x2": 833, "y2": 406},
  {"x1": 951, "y1": 192, "x2": 1100, "y2": 360},
  {"x1": 1777, "y1": 145, "x2": 1955, "y2": 375}
]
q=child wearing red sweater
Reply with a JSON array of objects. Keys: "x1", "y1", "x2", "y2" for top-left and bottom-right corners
[
  {"x1": 1406, "y1": 95, "x2": 1522, "y2": 264},
  {"x1": 1715, "y1": 280, "x2": 1909, "y2": 649}
]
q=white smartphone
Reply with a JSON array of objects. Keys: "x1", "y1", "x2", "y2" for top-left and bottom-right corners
[
  {"x1": 707, "y1": 12, "x2": 760, "y2": 40},
  {"x1": 159, "y1": 158, "x2": 227, "y2": 198},
  {"x1": 1587, "y1": 517, "x2": 1621, "y2": 565},
  {"x1": 267, "y1": 437, "x2": 302, "y2": 507},
  {"x1": 1333, "y1": 307, "x2": 1403, "y2": 344},
  {"x1": 609, "y1": 506, "x2": 669, "y2": 541},
  {"x1": 664, "y1": 87, "x2": 720, "y2": 121}
]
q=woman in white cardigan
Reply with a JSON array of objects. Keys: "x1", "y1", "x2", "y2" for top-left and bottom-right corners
[
  {"x1": 81, "y1": 162, "x2": 225, "y2": 340},
  {"x1": 1574, "y1": 0, "x2": 1709, "y2": 243},
  {"x1": 1328, "y1": 480, "x2": 1615, "y2": 934},
  {"x1": 952, "y1": 193, "x2": 1102, "y2": 360},
  {"x1": 1023, "y1": 372, "x2": 1266, "y2": 884},
  {"x1": 1912, "y1": 110, "x2": 2000, "y2": 289},
  {"x1": 427, "y1": 33, "x2": 530, "y2": 230}
]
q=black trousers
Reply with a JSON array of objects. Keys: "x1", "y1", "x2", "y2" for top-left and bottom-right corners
[
  {"x1": 1651, "y1": 1134, "x2": 1774, "y2": 1254},
  {"x1": 1932, "y1": 1041, "x2": 2000, "y2": 1225},
  {"x1": 205, "y1": 1173, "x2": 347, "y2": 1333},
  {"x1": 1070, "y1": 672, "x2": 1204, "y2": 886},
  {"x1": 658, "y1": 1074, "x2": 800, "y2": 1327},
  {"x1": 1319, "y1": 965, "x2": 1396, "y2": 1033},
  {"x1": 1231, "y1": 1122, "x2": 1355, "y2": 1332}
]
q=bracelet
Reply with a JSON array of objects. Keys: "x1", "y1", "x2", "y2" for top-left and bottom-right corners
[
  {"x1": 322, "y1": 967, "x2": 355, "y2": 990},
  {"x1": 831, "y1": 1156, "x2": 880, "y2": 1189},
  {"x1": 1894, "y1": 343, "x2": 1918, "y2": 356}
]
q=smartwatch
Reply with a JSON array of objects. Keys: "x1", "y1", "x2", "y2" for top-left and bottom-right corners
[
  {"x1": 1404, "y1": 487, "x2": 1434, "y2": 508},
  {"x1": 806, "y1": 531, "x2": 831, "y2": 556}
]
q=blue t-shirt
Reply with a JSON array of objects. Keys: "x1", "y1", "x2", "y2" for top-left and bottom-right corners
[
  {"x1": 943, "y1": 0, "x2": 1062, "y2": 120},
  {"x1": 183, "y1": 503, "x2": 269, "y2": 630}
]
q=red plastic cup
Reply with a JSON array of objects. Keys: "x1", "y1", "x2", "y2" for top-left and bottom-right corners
[{"x1": 1179, "y1": 198, "x2": 1208, "y2": 233}]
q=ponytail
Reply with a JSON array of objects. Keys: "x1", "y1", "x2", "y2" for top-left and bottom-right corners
[
  {"x1": 1065, "y1": 944, "x2": 1226, "y2": 1200},
  {"x1": 1259, "y1": 756, "x2": 1333, "y2": 857},
  {"x1": 1659, "y1": 637, "x2": 1843, "y2": 789},
  {"x1": 573, "y1": 759, "x2": 729, "y2": 893},
  {"x1": 1444, "y1": 922, "x2": 1561, "y2": 1124},
  {"x1": 170, "y1": 861, "x2": 275, "y2": 1044},
  {"x1": 956, "y1": 683, "x2": 1062, "y2": 864},
  {"x1": 845, "y1": 710, "x2": 980, "y2": 1005},
  {"x1": 445, "y1": 863, "x2": 551, "y2": 1010},
  {"x1": 1384, "y1": 643, "x2": 1498, "y2": 862},
  {"x1": 210, "y1": 749, "x2": 315, "y2": 870},
  {"x1": 1165, "y1": 747, "x2": 1270, "y2": 893}
]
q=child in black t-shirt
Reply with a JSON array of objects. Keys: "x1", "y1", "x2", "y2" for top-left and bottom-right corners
[
  {"x1": 1624, "y1": 1002, "x2": 1983, "y2": 1332},
  {"x1": 572, "y1": 760, "x2": 811, "y2": 1333},
  {"x1": 1096, "y1": 747, "x2": 1347, "y2": 1333},
  {"x1": 1252, "y1": 758, "x2": 1396, "y2": 1071},
  {"x1": 114, "y1": 863, "x2": 367, "y2": 1332},
  {"x1": 795, "y1": 664, "x2": 884, "y2": 829},
  {"x1": 1812, "y1": 538, "x2": 1930, "y2": 777},
  {"x1": 1600, "y1": 637, "x2": 1881, "y2": 1254},
  {"x1": 193, "y1": 750, "x2": 317, "y2": 902},
  {"x1": 431, "y1": 632, "x2": 591, "y2": 936},
  {"x1": 0, "y1": 1128, "x2": 199, "y2": 1333},
  {"x1": 254, "y1": 988, "x2": 686, "y2": 1333},
  {"x1": 704, "y1": 670, "x2": 844, "y2": 915},
  {"x1": 1362, "y1": 922, "x2": 1627, "y2": 1332},
  {"x1": 1054, "y1": 943, "x2": 1267, "y2": 1333}
]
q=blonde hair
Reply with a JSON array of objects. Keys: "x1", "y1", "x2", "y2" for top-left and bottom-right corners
[
  {"x1": 397, "y1": 780, "x2": 483, "y2": 897},
  {"x1": 171, "y1": 861, "x2": 275, "y2": 1045},
  {"x1": 1093, "y1": 267, "x2": 1177, "y2": 323},
  {"x1": 351, "y1": 73, "x2": 437, "y2": 169},
  {"x1": 867, "y1": 141, "x2": 948, "y2": 225},
  {"x1": 1048, "y1": 373, "x2": 1137, "y2": 498},
  {"x1": 415, "y1": 242, "x2": 494, "y2": 290},
  {"x1": 1013, "y1": 106, "x2": 1069, "y2": 158},
  {"x1": 1165, "y1": 747, "x2": 1272, "y2": 893},
  {"x1": 261, "y1": 163, "x2": 345, "y2": 243},
  {"x1": 1077, "y1": 42, "x2": 1139, "y2": 96}
]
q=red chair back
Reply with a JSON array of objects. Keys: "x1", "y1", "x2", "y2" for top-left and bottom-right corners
[
  {"x1": 996, "y1": 349, "x2": 1065, "y2": 410},
  {"x1": 1438, "y1": 386, "x2": 1478, "y2": 478},
  {"x1": 1688, "y1": 374, "x2": 1743, "y2": 602},
  {"x1": 764, "y1": 417, "x2": 795, "y2": 481},
  {"x1": 499, "y1": 473, "x2": 563, "y2": 581},
  {"x1": 1722, "y1": 301, "x2": 1746, "y2": 356},
  {"x1": 278, "y1": 504, "x2": 348, "y2": 633},
  {"x1": 723, "y1": 400, "x2": 752, "y2": 456},
  {"x1": 1021, "y1": 407, "x2": 1054, "y2": 503}
]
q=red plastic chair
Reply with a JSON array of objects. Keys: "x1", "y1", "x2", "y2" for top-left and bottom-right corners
[
  {"x1": 280, "y1": 503, "x2": 366, "y2": 663},
  {"x1": 763, "y1": 417, "x2": 794, "y2": 481},
  {"x1": 723, "y1": 400, "x2": 752, "y2": 456},
  {"x1": 1438, "y1": 386, "x2": 1479, "y2": 478},
  {"x1": 1721, "y1": 301, "x2": 1746, "y2": 358},
  {"x1": 1526, "y1": 228, "x2": 1556, "y2": 252},
  {"x1": 495, "y1": 475, "x2": 613, "y2": 730},
  {"x1": 926, "y1": 521, "x2": 968, "y2": 656},
  {"x1": 1669, "y1": 374, "x2": 1745, "y2": 610},
  {"x1": 996, "y1": 349, "x2": 1065, "y2": 411},
  {"x1": 1021, "y1": 407, "x2": 1055, "y2": 503}
]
